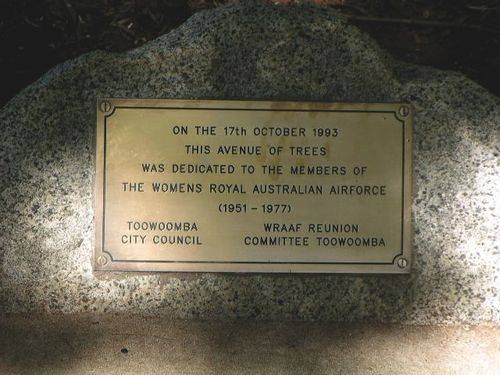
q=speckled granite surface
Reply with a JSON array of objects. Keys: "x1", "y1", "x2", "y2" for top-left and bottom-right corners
[{"x1": 0, "y1": 1, "x2": 498, "y2": 323}]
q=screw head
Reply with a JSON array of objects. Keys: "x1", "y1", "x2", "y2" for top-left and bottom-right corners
[
  {"x1": 397, "y1": 257, "x2": 408, "y2": 269},
  {"x1": 399, "y1": 105, "x2": 410, "y2": 117},
  {"x1": 99, "y1": 100, "x2": 112, "y2": 113},
  {"x1": 96, "y1": 255, "x2": 108, "y2": 267}
]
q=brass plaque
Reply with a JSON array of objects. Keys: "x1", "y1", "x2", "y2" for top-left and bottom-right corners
[{"x1": 94, "y1": 99, "x2": 412, "y2": 273}]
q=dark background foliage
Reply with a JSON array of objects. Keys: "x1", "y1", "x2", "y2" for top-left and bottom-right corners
[{"x1": 1, "y1": 0, "x2": 499, "y2": 106}]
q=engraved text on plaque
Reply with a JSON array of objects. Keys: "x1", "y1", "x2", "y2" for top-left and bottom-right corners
[{"x1": 94, "y1": 99, "x2": 412, "y2": 273}]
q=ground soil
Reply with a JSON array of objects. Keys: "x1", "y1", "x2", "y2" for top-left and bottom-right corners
[
  {"x1": 1, "y1": 0, "x2": 499, "y2": 107},
  {"x1": 1, "y1": 314, "x2": 499, "y2": 374}
]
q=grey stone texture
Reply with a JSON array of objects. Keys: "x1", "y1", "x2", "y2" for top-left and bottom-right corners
[{"x1": 0, "y1": 1, "x2": 498, "y2": 323}]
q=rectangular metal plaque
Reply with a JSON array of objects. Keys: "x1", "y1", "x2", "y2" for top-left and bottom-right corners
[{"x1": 94, "y1": 99, "x2": 412, "y2": 273}]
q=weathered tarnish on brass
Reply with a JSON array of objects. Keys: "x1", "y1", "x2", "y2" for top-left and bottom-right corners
[{"x1": 94, "y1": 99, "x2": 413, "y2": 273}]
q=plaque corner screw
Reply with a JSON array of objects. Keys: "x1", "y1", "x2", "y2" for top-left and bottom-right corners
[
  {"x1": 399, "y1": 105, "x2": 410, "y2": 117},
  {"x1": 99, "y1": 100, "x2": 112, "y2": 113},
  {"x1": 96, "y1": 255, "x2": 109, "y2": 267},
  {"x1": 397, "y1": 257, "x2": 408, "y2": 269}
]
